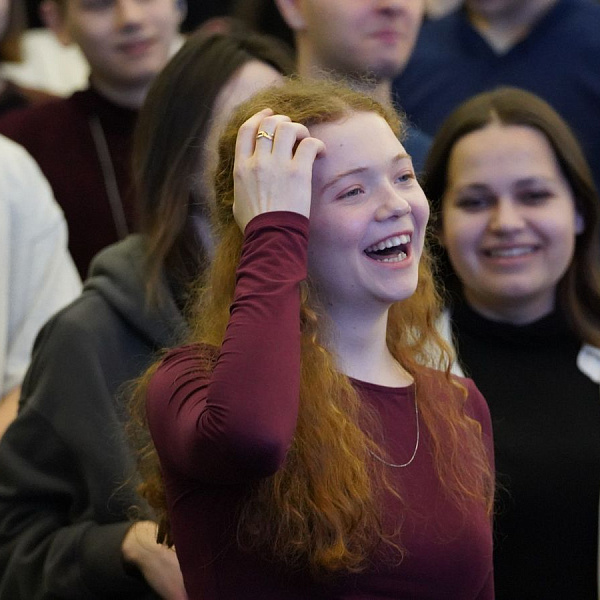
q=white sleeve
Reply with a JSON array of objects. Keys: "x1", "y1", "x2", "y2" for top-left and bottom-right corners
[{"x1": 0, "y1": 135, "x2": 82, "y2": 397}]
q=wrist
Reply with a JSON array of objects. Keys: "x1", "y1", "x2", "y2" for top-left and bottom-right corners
[{"x1": 121, "y1": 521, "x2": 154, "y2": 569}]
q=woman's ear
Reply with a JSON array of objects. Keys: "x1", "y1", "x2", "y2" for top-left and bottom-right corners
[
  {"x1": 39, "y1": 0, "x2": 72, "y2": 46},
  {"x1": 274, "y1": 0, "x2": 307, "y2": 32}
]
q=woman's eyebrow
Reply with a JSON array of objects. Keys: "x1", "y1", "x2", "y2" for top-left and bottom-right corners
[
  {"x1": 321, "y1": 153, "x2": 411, "y2": 194},
  {"x1": 321, "y1": 167, "x2": 368, "y2": 194}
]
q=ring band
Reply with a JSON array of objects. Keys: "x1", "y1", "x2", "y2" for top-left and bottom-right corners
[{"x1": 256, "y1": 130, "x2": 274, "y2": 141}]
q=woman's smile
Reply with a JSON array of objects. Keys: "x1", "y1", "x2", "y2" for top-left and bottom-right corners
[{"x1": 364, "y1": 232, "x2": 412, "y2": 263}]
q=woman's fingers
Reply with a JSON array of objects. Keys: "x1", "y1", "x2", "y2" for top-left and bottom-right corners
[
  {"x1": 253, "y1": 115, "x2": 292, "y2": 156},
  {"x1": 235, "y1": 108, "x2": 273, "y2": 158},
  {"x1": 270, "y1": 121, "x2": 311, "y2": 157},
  {"x1": 293, "y1": 136, "x2": 326, "y2": 167},
  {"x1": 232, "y1": 110, "x2": 326, "y2": 231},
  {"x1": 236, "y1": 110, "x2": 322, "y2": 161}
]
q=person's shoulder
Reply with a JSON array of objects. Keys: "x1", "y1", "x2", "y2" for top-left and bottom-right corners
[
  {"x1": 565, "y1": 0, "x2": 600, "y2": 19},
  {"x1": 12, "y1": 83, "x2": 58, "y2": 107},
  {"x1": 146, "y1": 343, "x2": 217, "y2": 411},
  {"x1": 0, "y1": 134, "x2": 56, "y2": 213},
  {"x1": 18, "y1": 289, "x2": 146, "y2": 414},
  {"x1": 418, "y1": 367, "x2": 490, "y2": 425},
  {"x1": 0, "y1": 132, "x2": 27, "y2": 156},
  {"x1": 29, "y1": 292, "x2": 111, "y2": 350},
  {"x1": 159, "y1": 343, "x2": 218, "y2": 372},
  {"x1": 0, "y1": 93, "x2": 80, "y2": 143},
  {"x1": 532, "y1": 0, "x2": 600, "y2": 42},
  {"x1": 26, "y1": 277, "x2": 145, "y2": 371},
  {"x1": 453, "y1": 375, "x2": 492, "y2": 431},
  {"x1": 402, "y1": 9, "x2": 468, "y2": 71},
  {"x1": 565, "y1": 0, "x2": 600, "y2": 46},
  {"x1": 419, "y1": 8, "x2": 465, "y2": 40},
  {"x1": 577, "y1": 343, "x2": 600, "y2": 384},
  {"x1": 0, "y1": 133, "x2": 38, "y2": 176},
  {"x1": 0, "y1": 96, "x2": 68, "y2": 128}
]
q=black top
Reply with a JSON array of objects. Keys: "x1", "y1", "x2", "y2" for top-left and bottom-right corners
[{"x1": 451, "y1": 297, "x2": 600, "y2": 599}]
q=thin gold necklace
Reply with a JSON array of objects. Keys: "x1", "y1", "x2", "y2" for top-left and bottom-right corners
[{"x1": 369, "y1": 383, "x2": 419, "y2": 468}]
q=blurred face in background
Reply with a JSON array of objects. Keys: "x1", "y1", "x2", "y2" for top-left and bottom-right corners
[
  {"x1": 440, "y1": 122, "x2": 584, "y2": 324},
  {"x1": 277, "y1": 0, "x2": 425, "y2": 81},
  {"x1": 212, "y1": 60, "x2": 284, "y2": 131},
  {"x1": 42, "y1": 0, "x2": 183, "y2": 95},
  {"x1": 205, "y1": 58, "x2": 285, "y2": 178}
]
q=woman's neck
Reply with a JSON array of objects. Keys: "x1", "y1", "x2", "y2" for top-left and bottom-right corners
[
  {"x1": 462, "y1": 287, "x2": 555, "y2": 325},
  {"x1": 326, "y1": 304, "x2": 413, "y2": 387}
]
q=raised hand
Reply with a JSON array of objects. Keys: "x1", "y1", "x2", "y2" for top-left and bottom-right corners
[{"x1": 233, "y1": 108, "x2": 326, "y2": 232}]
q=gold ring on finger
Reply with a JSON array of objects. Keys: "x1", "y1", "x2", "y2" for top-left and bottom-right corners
[{"x1": 256, "y1": 130, "x2": 274, "y2": 141}]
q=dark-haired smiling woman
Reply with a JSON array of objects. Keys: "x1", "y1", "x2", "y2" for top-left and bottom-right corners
[
  {"x1": 423, "y1": 87, "x2": 600, "y2": 600},
  {"x1": 133, "y1": 78, "x2": 495, "y2": 599}
]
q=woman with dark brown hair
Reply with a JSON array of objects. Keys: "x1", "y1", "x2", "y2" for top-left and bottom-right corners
[
  {"x1": 423, "y1": 87, "x2": 600, "y2": 599},
  {"x1": 0, "y1": 27, "x2": 291, "y2": 599},
  {"x1": 136, "y1": 78, "x2": 495, "y2": 599}
]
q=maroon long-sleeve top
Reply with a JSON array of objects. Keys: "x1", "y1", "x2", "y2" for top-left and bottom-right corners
[{"x1": 146, "y1": 211, "x2": 494, "y2": 599}]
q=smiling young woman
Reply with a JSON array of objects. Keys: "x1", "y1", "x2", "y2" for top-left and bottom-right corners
[
  {"x1": 423, "y1": 86, "x2": 600, "y2": 600},
  {"x1": 131, "y1": 78, "x2": 495, "y2": 599}
]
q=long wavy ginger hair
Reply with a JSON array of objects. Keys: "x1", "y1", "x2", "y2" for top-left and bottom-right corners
[{"x1": 134, "y1": 78, "x2": 494, "y2": 574}]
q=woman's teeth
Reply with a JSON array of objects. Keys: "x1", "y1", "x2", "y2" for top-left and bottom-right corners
[
  {"x1": 364, "y1": 234, "x2": 410, "y2": 262},
  {"x1": 378, "y1": 252, "x2": 407, "y2": 263},
  {"x1": 364, "y1": 234, "x2": 410, "y2": 254}
]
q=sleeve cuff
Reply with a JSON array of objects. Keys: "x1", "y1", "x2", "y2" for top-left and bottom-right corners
[{"x1": 244, "y1": 211, "x2": 309, "y2": 238}]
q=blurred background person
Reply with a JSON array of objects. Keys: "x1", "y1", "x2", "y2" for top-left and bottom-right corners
[
  {"x1": 0, "y1": 26, "x2": 292, "y2": 599},
  {"x1": 23, "y1": 0, "x2": 234, "y2": 32},
  {"x1": 0, "y1": 0, "x2": 56, "y2": 115},
  {"x1": 0, "y1": 0, "x2": 185, "y2": 278},
  {"x1": 0, "y1": 133, "x2": 80, "y2": 438},
  {"x1": 233, "y1": 0, "x2": 432, "y2": 174},
  {"x1": 394, "y1": 0, "x2": 600, "y2": 191},
  {"x1": 423, "y1": 86, "x2": 600, "y2": 599}
]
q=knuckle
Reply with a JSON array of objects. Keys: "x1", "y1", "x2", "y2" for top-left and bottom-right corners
[
  {"x1": 232, "y1": 164, "x2": 244, "y2": 179},
  {"x1": 287, "y1": 164, "x2": 306, "y2": 182},
  {"x1": 239, "y1": 120, "x2": 256, "y2": 135},
  {"x1": 248, "y1": 160, "x2": 264, "y2": 176}
]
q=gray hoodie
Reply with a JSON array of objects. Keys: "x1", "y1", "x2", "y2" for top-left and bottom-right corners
[{"x1": 0, "y1": 235, "x2": 187, "y2": 599}]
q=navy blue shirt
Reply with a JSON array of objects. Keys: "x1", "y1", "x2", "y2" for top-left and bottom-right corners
[
  {"x1": 402, "y1": 123, "x2": 431, "y2": 178},
  {"x1": 393, "y1": 0, "x2": 600, "y2": 191}
]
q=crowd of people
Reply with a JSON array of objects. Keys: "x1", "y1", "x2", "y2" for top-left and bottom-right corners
[{"x1": 0, "y1": 1, "x2": 598, "y2": 599}]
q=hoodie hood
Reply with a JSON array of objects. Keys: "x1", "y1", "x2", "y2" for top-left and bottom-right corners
[{"x1": 83, "y1": 235, "x2": 188, "y2": 350}]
